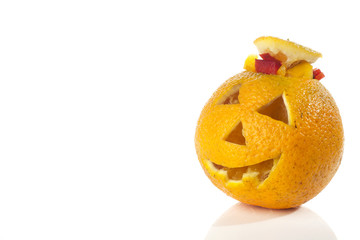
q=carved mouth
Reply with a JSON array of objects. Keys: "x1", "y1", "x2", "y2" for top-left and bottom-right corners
[{"x1": 208, "y1": 156, "x2": 280, "y2": 184}]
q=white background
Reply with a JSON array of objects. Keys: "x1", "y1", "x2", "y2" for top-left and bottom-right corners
[{"x1": 0, "y1": 0, "x2": 358, "y2": 239}]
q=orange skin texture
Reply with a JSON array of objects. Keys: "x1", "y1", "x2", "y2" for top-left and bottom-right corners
[{"x1": 195, "y1": 71, "x2": 344, "y2": 209}]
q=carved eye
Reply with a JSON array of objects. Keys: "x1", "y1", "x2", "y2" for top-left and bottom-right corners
[
  {"x1": 225, "y1": 121, "x2": 246, "y2": 145},
  {"x1": 218, "y1": 84, "x2": 241, "y2": 105},
  {"x1": 257, "y1": 94, "x2": 289, "y2": 125}
]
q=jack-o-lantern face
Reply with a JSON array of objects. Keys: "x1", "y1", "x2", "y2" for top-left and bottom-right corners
[{"x1": 195, "y1": 71, "x2": 344, "y2": 209}]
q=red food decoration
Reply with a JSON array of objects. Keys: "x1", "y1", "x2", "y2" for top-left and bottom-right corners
[
  {"x1": 313, "y1": 68, "x2": 325, "y2": 80},
  {"x1": 255, "y1": 59, "x2": 281, "y2": 75}
]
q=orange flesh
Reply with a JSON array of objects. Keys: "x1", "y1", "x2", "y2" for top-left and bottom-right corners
[
  {"x1": 223, "y1": 91, "x2": 239, "y2": 104},
  {"x1": 272, "y1": 51, "x2": 288, "y2": 63},
  {"x1": 218, "y1": 84, "x2": 241, "y2": 105}
]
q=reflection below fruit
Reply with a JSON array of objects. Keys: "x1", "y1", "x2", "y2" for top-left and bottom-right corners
[{"x1": 205, "y1": 203, "x2": 336, "y2": 240}]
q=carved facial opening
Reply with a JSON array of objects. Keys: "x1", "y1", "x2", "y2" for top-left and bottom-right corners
[
  {"x1": 211, "y1": 158, "x2": 278, "y2": 182},
  {"x1": 257, "y1": 94, "x2": 289, "y2": 125},
  {"x1": 218, "y1": 84, "x2": 241, "y2": 105},
  {"x1": 225, "y1": 121, "x2": 246, "y2": 145}
]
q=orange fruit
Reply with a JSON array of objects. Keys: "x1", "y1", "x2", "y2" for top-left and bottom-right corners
[{"x1": 195, "y1": 38, "x2": 344, "y2": 209}]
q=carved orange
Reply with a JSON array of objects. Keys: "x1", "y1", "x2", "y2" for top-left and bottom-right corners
[{"x1": 195, "y1": 71, "x2": 344, "y2": 209}]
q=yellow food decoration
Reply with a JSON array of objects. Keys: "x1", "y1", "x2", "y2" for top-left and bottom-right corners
[
  {"x1": 243, "y1": 54, "x2": 258, "y2": 72},
  {"x1": 286, "y1": 61, "x2": 313, "y2": 79}
]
